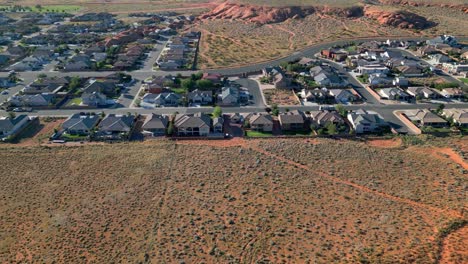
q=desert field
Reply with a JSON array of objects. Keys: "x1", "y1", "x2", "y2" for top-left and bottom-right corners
[{"x1": 0, "y1": 137, "x2": 466, "y2": 263}]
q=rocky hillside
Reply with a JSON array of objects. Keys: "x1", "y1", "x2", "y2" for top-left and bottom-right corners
[
  {"x1": 199, "y1": 1, "x2": 436, "y2": 29},
  {"x1": 364, "y1": 6, "x2": 436, "y2": 29},
  {"x1": 199, "y1": 2, "x2": 314, "y2": 24}
]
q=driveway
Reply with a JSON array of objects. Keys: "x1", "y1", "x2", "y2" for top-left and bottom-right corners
[{"x1": 233, "y1": 78, "x2": 266, "y2": 108}]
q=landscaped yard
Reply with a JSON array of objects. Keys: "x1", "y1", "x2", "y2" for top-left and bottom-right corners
[
  {"x1": 61, "y1": 133, "x2": 88, "y2": 141},
  {"x1": 245, "y1": 130, "x2": 273, "y2": 137},
  {"x1": 460, "y1": 78, "x2": 468, "y2": 84},
  {"x1": 67, "y1": 97, "x2": 82, "y2": 106},
  {"x1": 171, "y1": 88, "x2": 188, "y2": 95}
]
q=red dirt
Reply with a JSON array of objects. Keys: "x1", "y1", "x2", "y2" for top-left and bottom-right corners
[
  {"x1": 440, "y1": 225, "x2": 468, "y2": 264},
  {"x1": 180, "y1": 138, "x2": 463, "y2": 219},
  {"x1": 432, "y1": 148, "x2": 468, "y2": 170},
  {"x1": 247, "y1": 142, "x2": 463, "y2": 219},
  {"x1": 199, "y1": 2, "x2": 362, "y2": 24},
  {"x1": 367, "y1": 138, "x2": 403, "y2": 148},
  {"x1": 363, "y1": 5, "x2": 435, "y2": 29}
]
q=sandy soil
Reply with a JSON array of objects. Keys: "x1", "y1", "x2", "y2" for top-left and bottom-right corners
[
  {"x1": 440, "y1": 225, "x2": 468, "y2": 264},
  {"x1": 367, "y1": 138, "x2": 403, "y2": 148}
]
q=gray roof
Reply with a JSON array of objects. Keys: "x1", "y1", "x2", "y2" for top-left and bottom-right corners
[
  {"x1": 62, "y1": 114, "x2": 100, "y2": 131},
  {"x1": 142, "y1": 114, "x2": 168, "y2": 130},
  {"x1": 310, "y1": 111, "x2": 344, "y2": 124},
  {"x1": 279, "y1": 111, "x2": 305, "y2": 124},
  {"x1": 174, "y1": 113, "x2": 211, "y2": 129},
  {"x1": 350, "y1": 109, "x2": 386, "y2": 125},
  {"x1": 0, "y1": 115, "x2": 28, "y2": 131},
  {"x1": 83, "y1": 81, "x2": 116, "y2": 94},
  {"x1": 249, "y1": 114, "x2": 273, "y2": 125},
  {"x1": 98, "y1": 114, "x2": 134, "y2": 132}
]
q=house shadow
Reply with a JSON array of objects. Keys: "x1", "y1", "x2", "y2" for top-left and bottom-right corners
[{"x1": 11, "y1": 122, "x2": 44, "y2": 143}]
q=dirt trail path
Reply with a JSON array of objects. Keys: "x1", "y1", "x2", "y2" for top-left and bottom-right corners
[
  {"x1": 440, "y1": 225, "x2": 468, "y2": 264},
  {"x1": 267, "y1": 25, "x2": 296, "y2": 50},
  {"x1": 175, "y1": 138, "x2": 463, "y2": 219},
  {"x1": 433, "y1": 148, "x2": 468, "y2": 170},
  {"x1": 247, "y1": 143, "x2": 463, "y2": 219}
]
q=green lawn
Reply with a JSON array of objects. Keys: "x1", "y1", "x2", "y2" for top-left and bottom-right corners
[
  {"x1": 246, "y1": 130, "x2": 273, "y2": 137},
  {"x1": 61, "y1": 133, "x2": 88, "y2": 141},
  {"x1": 460, "y1": 78, "x2": 468, "y2": 84},
  {"x1": 171, "y1": 88, "x2": 188, "y2": 95},
  {"x1": 68, "y1": 98, "x2": 82, "y2": 106}
]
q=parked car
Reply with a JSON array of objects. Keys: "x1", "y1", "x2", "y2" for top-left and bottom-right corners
[
  {"x1": 12, "y1": 107, "x2": 32, "y2": 112},
  {"x1": 1, "y1": 90, "x2": 8, "y2": 95}
]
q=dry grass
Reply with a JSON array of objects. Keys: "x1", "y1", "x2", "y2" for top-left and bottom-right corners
[
  {"x1": 195, "y1": 11, "x2": 424, "y2": 68},
  {"x1": 0, "y1": 137, "x2": 466, "y2": 262},
  {"x1": 263, "y1": 88, "x2": 300, "y2": 106}
]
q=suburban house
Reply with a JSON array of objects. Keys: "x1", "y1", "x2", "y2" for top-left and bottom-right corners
[
  {"x1": 0, "y1": 115, "x2": 31, "y2": 140},
  {"x1": 81, "y1": 92, "x2": 109, "y2": 107},
  {"x1": 442, "y1": 64, "x2": 468, "y2": 75},
  {"x1": 278, "y1": 110, "x2": 305, "y2": 131},
  {"x1": 310, "y1": 65, "x2": 346, "y2": 87},
  {"x1": 442, "y1": 109, "x2": 468, "y2": 127},
  {"x1": 347, "y1": 109, "x2": 388, "y2": 134},
  {"x1": 174, "y1": 113, "x2": 211, "y2": 137},
  {"x1": 96, "y1": 114, "x2": 135, "y2": 139},
  {"x1": 217, "y1": 86, "x2": 249, "y2": 106},
  {"x1": 263, "y1": 66, "x2": 291, "y2": 89},
  {"x1": 378, "y1": 87, "x2": 411, "y2": 101},
  {"x1": 212, "y1": 117, "x2": 224, "y2": 133},
  {"x1": 368, "y1": 73, "x2": 393, "y2": 87},
  {"x1": 406, "y1": 87, "x2": 439, "y2": 99},
  {"x1": 428, "y1": 54, "x2": 451, "y2": 65},
  {"x1": 187, "y1": 89, "x2": 213, "y2": 105},
  {"x1": 202, "y1": 73, "x2": 222, "y2": 85},
  {"x1": 329, "y1": 89, "x2": 360, "y2": 104},
  {"x1": 309, "y1": 110, "x2": 345, "y2": 126},
  {"x1": 142, "y1": 92, "x2": 181, "y2": 107},
  {"x1": 299, "y1": 88, "x2": 334, "y2": 104},
  {"x1": 24, "y1": 76, "x2": 70, "y2": 95},
  {"x1": 142, "y1": 114, "x2": 168, "y2": 136},
  {"x1": 426, "y1": 35, "x2": 457, "y2": 46},
  {"x1": 62, "y1": 114, "x2": 100, "y2": 135},
  {"x1": 82, "y1": 80, "x2": 118, "y2": 97},
  {"x1": 357, "y1": 64, "x2": 389, "y2": 75},
  {"x1": 248, "y1": 113, "x2": 273, "y2": 132},
  {"x1": 440, "y1": 88, "x2": 464, "y2": 99},
  {"x1": 404, "y1": 109, "x2": 448, "y2": 128},
  {"x1": 396, "y1": 65, "x2": 425, "y2": 77},
  {"x1": 8, "y1": 93, "x2": 55, "y2": 107}
]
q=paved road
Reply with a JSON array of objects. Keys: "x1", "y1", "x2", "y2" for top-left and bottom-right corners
[
  {"x1": 139, "y1": 37, "x2": 169, "y2": 72},
  {"x1": 2, "y1": 35, "x2": 468, "y2": 134},
  {"x1": 323, "y1": 59, "x2": 382, "y2": 105},
  {"x1": 233, "y1": 78, "x2": 266, "y2": 108}
]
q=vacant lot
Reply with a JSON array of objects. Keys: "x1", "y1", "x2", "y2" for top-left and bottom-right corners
[
  {"x1": 263, "y1": 89, "x2": 300, "y2": 106},
  {"x1": 0, "y1": 137, "x2": 466, "y2": 262}
]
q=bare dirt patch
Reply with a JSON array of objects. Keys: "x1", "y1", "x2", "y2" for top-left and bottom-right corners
[
  {"x1": 440, "y1": 225, "x2": 468, "y2": 264},
  {"x1": 0, "y1": 138, "x2": 466, "y2": 263},
  {"x1": 263, "y1": 89, "x2": 300, "y2": 106},
  {"x1": 367, "y1": 138, "x2": 403, "y2": 148}
]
